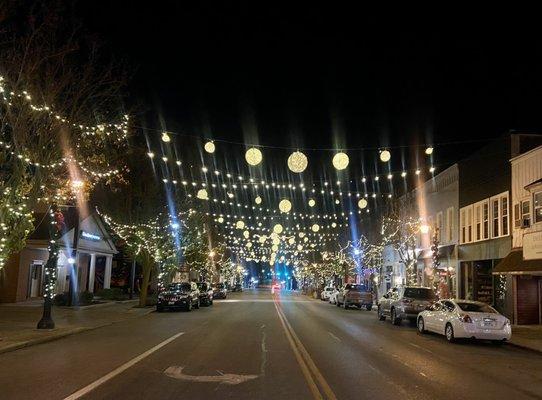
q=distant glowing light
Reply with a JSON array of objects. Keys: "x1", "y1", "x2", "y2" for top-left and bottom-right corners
[
  {"x1": 415, "y1": 169, "x2": 421, "y2": 175},
  {"x1": 401, "y1": 171, "x2": 407, "y2": 178},
  {"x1": 204, "y1": 141, "x2": 216, "y2": 153},
  {"x1": 332, "y1": 152, "x2": 349, "y2": 170},
  {"x1": 245, "y1": 147, "x2": 263, "y2": 166},
  {"x1": 197, "y1": 189, "x2": 208, "y2": 200},
  {"x1": 161, "y1": 131, "x2": 171, "y2": 142},
  {"x1": 358, "y1": 199, "x2": 368, "y2": 209},
  {"x1": 429, "y1": 166, "x2": 436, "y2": 173},
  {"x1": 420, "y1": 224, "x2": 430, "y2": 234},
  {"x1": 311, "y1": 224, "x2": 320, "y2": 232},
  {"x1": 236, "y1": 220, "x2": 245, "y2": 229},
  {"x1": 147, "y1": 152, "x2": 155, "y2": 158},
  {"x1": 279, "y1": 199, "x2": 292, "y2": 213},
  {"x1": 425, "y1": 146, "x2": 434, "y2": 155},
  {"x1": 387, "y1": 174, "x2": 393, "y2": 180},
  {"x1": 273, "y1": 224, "x2": 283, "y2": 234},
  {"x1": 255, "y1": 196, "x2": 262, "y2": 205},
  {"x1": 308, "y1": 199, "x2": 316, "y2": 207},
  {"x1": 380, "y1": 150, "x2": 391, "y2": 162},
  {"x1": 288, "y1": 151, "x2": 308, "y2": 173}
]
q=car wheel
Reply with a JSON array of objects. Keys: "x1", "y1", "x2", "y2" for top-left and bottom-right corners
[
  {"x1": 378, "y1": 306, "x2": 386, "y2": 321},
  {"x1": 366, "y1": 304, "x2": 372, "y2": 311},
  {"x1": 210, "y1": 299, "x2": 213, "y2": 305},
  {"x1": 492, "y1": 340, "x2": 505, "y2": 346},
  {"x1": 186, "y1": 301, "x2": 192, "y2": 312},
  {"x1": 391, "y1": 308, "x2": 401, "y2": 325},
  {"x1": 445, "y1": 323, "x2": 455, "y2": 343},
  {"x1": 156, "y1": 305, "x2": 164, "y2": 313},
  {"x1": 195, "y1": 299, "x2": 200, "y2": 309},
  {"x1": 417, "y1": 317, "x2": 426, "y2": 334}
]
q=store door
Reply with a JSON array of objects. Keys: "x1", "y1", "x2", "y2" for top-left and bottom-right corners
[
  {"x1": 93, "y1": 256, "x2": 106, "y2": 293},
  {"x1": 517, "y1": 276, "x2": 540, "y2": 325}
]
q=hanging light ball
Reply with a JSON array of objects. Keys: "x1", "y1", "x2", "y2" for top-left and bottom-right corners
[
  {"x1": 335, "y1": 199, "x2": 340, "y2": 205},
  {"x1": 204, "y1": 141, "x2": 216, "y2": 153},
  {"x1": 246, "y1": 242, "x2": 253, "y2": 248},
  {"x1": 259, "y1": 235, "x2": 267, "y2": 243},
  {"x1": 287, "y1": 151, "x2": 308, "y2": 173},
  {"x1": 217, "y1": 217, "x2": 224, "y2": 223},
  {"x1": 297, "y1": 244, "x2": 303, "y2": 251},
  {"x1": 196, "y1": 189, "x2": 208, "y2": 200},
  {"x1": 332, "y1": 152, "x2": 349, "y2": 170},
  {"x1": 161, "y1": 131, "x2": 171, "y2": 143},
  {"x1": 358, "y1": 198, "x2": 368, "y2": 209},
  {"x1": 273, "y1": 224, "x2": 283, "y2": 234},
  {"x1": 279, "y1": 199, "x2": 292, "y2": 213},
  {"x1": 425, "y1": 146, "x2": 434, "y2": 155},
  {"x1": 308, "y1": 199, "x2": 316, "y2": 207},
  {"x1": 243, "y1": 230, "x2": 250, "y2": 239},
  {"x1": 288, "y1": 237, "x2": 295, "y2": 245},
  {"x1": 380, "y1": 149, "x2": 391, "y2": 162},
  {"x1": 255, "y1": 196, "x2": 262, "y2": 205},
  {"x1": 236, "y1": 220, "x2": 245, "y2": 229},
  {"x1": 299, "y1": 232, "x2": 305, "y2": 238},
  {"x1": 311, "y1": 224, "x2": 320, "y2": 232},
  {"x1": 245, "y1": 147, "x2": 263, "y2": 166},
  {"x1": 272, "y1": 237, "x2": 280, "y2": 245},
  {"x1": 272, "y1": 244, "x2": 279, "y2": 252},
  {"x1": 332, "y1": 222, "x2": 337, "y2": 228}
]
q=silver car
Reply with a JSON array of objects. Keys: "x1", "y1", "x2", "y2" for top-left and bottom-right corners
[{"x1": 378, "y1": 286, "x2": 436, "y2": 325}]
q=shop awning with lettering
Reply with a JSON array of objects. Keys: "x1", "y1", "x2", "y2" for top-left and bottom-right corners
[{"x1": 493, "y1": 249, "x2": 542, "y2": 275}]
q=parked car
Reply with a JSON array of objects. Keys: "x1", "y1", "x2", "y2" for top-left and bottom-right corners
[
  {"x1": 157, "y1": 282, "x2": 200, "y2": 312},
  {"x1": 328, "y1": 288, "x2": 340, "y2": 304},
  {"x1": 196, "y1": 282, "x2": 214, "y2": 306},
  {"x1": 336, "y1": 283, "x2": 373, "y2": 310},
  {"x1": 417, "y1": 299, "x2": 512, "y2": 343},
  {"x1": 320, "y1": 287, "x2": 335, "y2": 301},
  {"x1": 378, "y1": 286, "x2": 436, "y2": 325},
  {"x1": 212, "y1": 282, "x2": 227, "y2": 299},
  {"x1": 231, "y1": 283, "x2": 243, "y2": 292}
]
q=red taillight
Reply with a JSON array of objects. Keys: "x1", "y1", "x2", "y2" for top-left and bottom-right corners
[{"x1": 460, "y1": 314, "x2": 473, "y2": 323}]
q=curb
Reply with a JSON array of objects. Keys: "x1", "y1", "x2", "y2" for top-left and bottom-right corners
[{"x1": 506, "y1": 341, "x2": 542, "y2": 354}]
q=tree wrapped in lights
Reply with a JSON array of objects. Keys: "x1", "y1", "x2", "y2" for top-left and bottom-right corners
[
  {"x1": 381, "y1": 214, "x2": 422, "y2": 285},
  {"x1": 0, "y1": 2, "x2": 129, "y2": 278}
]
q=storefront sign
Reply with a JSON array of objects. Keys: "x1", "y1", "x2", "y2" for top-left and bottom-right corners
[
  {"x1": 523, "y1": 231, "x2": 542, "y2": 260},
  {"x1": 81, "y1": 231, "x2": 101, "y2": 241}
]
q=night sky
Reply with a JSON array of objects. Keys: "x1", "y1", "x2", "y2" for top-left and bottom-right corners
[{"x1": 75, "y1": 3, "x2": 542, "y2": 182}]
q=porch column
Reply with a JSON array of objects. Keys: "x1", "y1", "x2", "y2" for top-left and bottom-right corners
[
  {"x1": 104, "y1": 255, "x2": 113, "y2": 289},
  {"x1": 88, "y1": 254, "x2": 96, "y2": 293}
]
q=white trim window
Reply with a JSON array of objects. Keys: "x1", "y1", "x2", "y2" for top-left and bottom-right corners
[
  {"x1": 446, "y1": 207, "x2": 454, "y2": 242},
  {"x1": 482, "y1": 201, "x2": 489, "y2": 240},
  {"x1": 460, "y1": 208, "x2": 466, "y2": 244},
  {"x1": 436, "y1": 212, "x2": 443, "y2": 242},
  {"x1": 534, "y1": 191, "x2": 542, "y2": 224},
  {"x1": 467, "y1": 206, "x2": 473, "y2": 242},
  {"x1": 490, "y1": 191, "x2": 510, "y2": 238},
  {"x1": 474, "y1": 202, "x2": 482, "y2": 241},
  {"x1": 522, "y1": 199, "x2": 531, "y2": 228}
]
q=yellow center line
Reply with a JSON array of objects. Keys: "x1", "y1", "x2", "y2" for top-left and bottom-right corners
[{"x1": 273, "y1": 295, "x2": 338, "y2": 400}]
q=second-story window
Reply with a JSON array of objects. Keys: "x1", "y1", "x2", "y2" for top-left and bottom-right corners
[
  {"x1": 522, "y1": 200, "x2": 531, "y2": 227},
  {"x1": 492, "y1": 198, "x2": 500, "y2": 237},
  {"x1": 446, "y1": 207, "x2": 454, "y2": 242},
  {"x1": 483, "y1": 201, "x2": 489, "y2": 239},
  {"x1": 534, "y1": 192, "x2": 542, "y2": 223},
  {"x1": 474, "y1": 203, "x2": 482, "y2": 241}
]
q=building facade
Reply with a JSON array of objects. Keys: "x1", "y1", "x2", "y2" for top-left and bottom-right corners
[
  {"x1": 0, "y1": 209, "x2": 117, "y2": 303},
  {"x1": 493, "y1": 145, "x2": 542, "y2": 324}
]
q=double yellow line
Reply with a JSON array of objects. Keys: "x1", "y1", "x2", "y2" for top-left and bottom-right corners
[{"x1": 273, "y1": 297, "x2": 337, "y2": 400}]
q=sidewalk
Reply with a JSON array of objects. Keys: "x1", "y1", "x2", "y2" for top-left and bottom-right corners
[
  {"x1": 0, "y1": 300, "x2": 154, "y2": 354},
  {"x1": 509, "y1": 325, "x2": 542, "y2": 353}
]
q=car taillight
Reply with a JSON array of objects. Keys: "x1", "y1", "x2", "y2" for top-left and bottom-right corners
[{"x1": 460, "y1": 314, "x2": 473, "y2": 323}]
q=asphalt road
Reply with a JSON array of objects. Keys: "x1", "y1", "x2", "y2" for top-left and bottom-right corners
[{"x1": 1, "y1": 289, "x2": 542, "y2": 400}]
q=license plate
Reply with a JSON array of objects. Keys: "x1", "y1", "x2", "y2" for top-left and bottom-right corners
[{"x1": 168, "y1": 301, "x2": 174, "y2": 305}]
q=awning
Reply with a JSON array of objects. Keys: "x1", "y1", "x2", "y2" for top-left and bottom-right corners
[
  {"x1": 417, "y1": 244, "x2": 456, "y2": 260},
  {"x1": 493, "y1": 249, "x2": 542, "y2": 275}
]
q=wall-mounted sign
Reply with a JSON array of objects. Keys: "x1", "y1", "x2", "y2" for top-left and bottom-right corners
[
  {"x1": 81, "y1": 231, "x2": 101, "y2": 241},
  {"x1": 523, "y1": 230, "x2": 542, "y2": 260}
]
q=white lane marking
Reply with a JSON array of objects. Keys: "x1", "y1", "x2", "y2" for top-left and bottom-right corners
[
  {"x1": 63, "y1": 332, "x2": 185, "y2": 400},
  {"x1": 164, "y1": 366, "x2": 258, "y2": 385},
  {"x1": 219, "y1": 299, "x2": 313, "y2": 303},
  {"x1": 261, "y1": 325, "x2": 268, "y2": 376},
  {"x1": 328, "y1": 332, "x2": 341, "y2": 342}
]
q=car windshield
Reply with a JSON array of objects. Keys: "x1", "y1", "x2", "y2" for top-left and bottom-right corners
[
  {"x1": 168, "y1": 283, "x2": 191, "y2": 292},
  {"x1": 196, "y1": 283, "x2": 208, "y2": 290},
  {"x1": 345, "y1": 284, "x2": 366, "y2": 291},
  {"x1": 403, "y1": 288, "x2": 435, "y2": 299},
  {"x1": 456, "y1": 302, "x2": 497, "y2": 313}
]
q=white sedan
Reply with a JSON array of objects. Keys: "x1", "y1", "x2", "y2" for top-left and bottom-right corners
[
  {"x1": 320, "y1": 287, "x2": 335, "y2": 301},
  {"x1": 417, "y1": 299, "x2": 511, "y2": 343}
]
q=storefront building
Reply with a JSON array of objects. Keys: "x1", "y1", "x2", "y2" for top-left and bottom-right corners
[
  {"x1": 494, "y1": 145, "x2": 542, "y2": 324},
  {"x1": 0, "y1": 208, "x2": 117, "y2": 303}
]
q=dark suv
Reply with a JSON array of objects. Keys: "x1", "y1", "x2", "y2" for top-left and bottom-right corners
[
  {"x1": 212, "y1": 282, "x2": 227, "y2": 299},
  {"x1": 157, "y1": 282, "x2": 200, "y2": 312},
  {"x1": 196, "y1": 282, "x2": 214, "y2": 306},
  {"x1": 378, "y1": 286, "x2": 436, "y2": 325}
]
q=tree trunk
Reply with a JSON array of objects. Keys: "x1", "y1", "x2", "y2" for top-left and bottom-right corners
[{"x1": 138, "y1": 250, "x2": 153, "y2": 307}]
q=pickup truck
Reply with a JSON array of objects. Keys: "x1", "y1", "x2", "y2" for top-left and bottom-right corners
[{"x1": 336, "y1": 283, "x2": 373, "y2": 310}]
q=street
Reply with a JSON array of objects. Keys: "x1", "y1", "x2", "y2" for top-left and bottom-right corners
[{"x1": 0, "y1": 289, "x2": 541, "y2": 400}]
